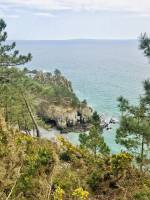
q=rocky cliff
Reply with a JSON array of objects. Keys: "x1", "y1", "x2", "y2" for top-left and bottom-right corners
[
  {"x1": 28, "y1": 69, "x2": 93, "y2": 131},
  {"x1": 37, "y1": 101, "x2": 93, "y2": 132}
]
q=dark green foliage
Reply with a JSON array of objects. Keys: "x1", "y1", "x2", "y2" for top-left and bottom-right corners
[
  {"x1": 140, "y1": 33, "x2": 150, "y2": 57},
  {"x1": 116, "y1": 88, "x2": 150, "y2": 171},
  {"x1": 0, "y1": 19, "x2": 40, "y2": 136},
  {"x1": 115, "y1": 33, "x2": 150, "y2": 171},
  {"x1": 117, "y1": 96, "x2": 129, "y2": 115},
  {"x1": 52, "y1": 84, "x2": 79, "y2": 107},
  {"x1": 54, "y1": 69, "x2": 61, "y2": 76},
  {"x1": 82, "y1": 99, "x2": 87, "y2": 105},
  {"x1": 60, "y1": 151, "x2": 71, "y2": 162},
  {"x1": 37, "y1": 147, "x2": 53, "y2": 165},
  {"x1": 92, "y1": 111, "x2": 100, "y2": 123},
  {"x1": 33, "y1": 70, "x2": 79, "y2": 107},
  {"x1": 0, "y1": 19, "x2": 31, "y2": 67},
  {"x1": 0, "y1": 67, "x2": 39, "y2": 134},
  {"x1": 88, "y1": 170, "x2": 103, "y2": 191},
  {"x1": 79, "y1": 125, "x2": 110, "y2": 156},
  {"x1": 142, "y1": 79, "x2": 150, "y2": 104}
]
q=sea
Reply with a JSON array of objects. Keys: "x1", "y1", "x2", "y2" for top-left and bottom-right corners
[{"x1": 15, "y1": 39, "x2": 150, "y2": 153}]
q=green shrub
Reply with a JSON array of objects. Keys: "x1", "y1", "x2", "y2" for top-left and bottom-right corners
[
  {"x1": 37, "y1": 147, "x2": 53, "y2": 165},
  {"x1": 111, "y1": 152, "x2": 133, "y2": 176},
  {"x1": 87, "y1": 170, "x2": 103, "y2": 191},
  {"x1": 133, "y1": 188, "x2": 150, "y2": 200},
  {"x1": 53, "y1": 168, "x2": 79, "y2": 193},
  {"x1": 60, "y1": 151, "x2": 71, "y2": 162}
]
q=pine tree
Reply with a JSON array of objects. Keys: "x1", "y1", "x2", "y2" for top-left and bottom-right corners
[
  {"x1": 0, "y1": 19, "x2": 40, "y2": 137},
  {"x1": 79, "y1": 125, "x2": 110, "y2": 156},
  {"x1": 116, "y1": 95, "x2": 150, "y2": 172},
  {"x1": 0, "y1": 19, "x2": 31, "y2": 67},
  {"x1": 139, "y1": 33, "x2": 150, "y2": 57},
  {"x1": 116, "y1": 34, "x2": 150, "y2": 171},
  {"x1": 0, "y1": 67, "x2": 40, "y2": 137}
]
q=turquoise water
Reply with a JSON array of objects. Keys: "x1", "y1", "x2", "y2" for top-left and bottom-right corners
[{"x1": 16, "y1": 39, "x2": 150, "y2": 152}]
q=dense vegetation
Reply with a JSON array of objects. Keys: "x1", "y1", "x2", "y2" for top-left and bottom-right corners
[
  {"x1": 1, "y1": 110, "x2": 150, "y2": 200},
  {"x1": 0, "y1": 66, "x2": 80, "y2": 134},
  {"x1": 1, "y1": 19, "x2": 150, "y2": 199},
  {"x1": 0, "y1": 19, "x2": 80, "y2": 137}
]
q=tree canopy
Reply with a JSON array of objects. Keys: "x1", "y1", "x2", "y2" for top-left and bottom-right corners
[
  {"x1": 0, "y1": 19, "x2": 31, "y2": 67},
  {"x1": 115, "y1": 34, "x2": 150, "y2": 171}
]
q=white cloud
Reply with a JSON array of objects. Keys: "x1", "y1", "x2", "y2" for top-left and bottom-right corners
[
  {"x1": 34, "y1": 12, "x2": 55, "y2": 18},
  {"x1": 1, "y1": 0, "x2": 150, "y2": 15}
]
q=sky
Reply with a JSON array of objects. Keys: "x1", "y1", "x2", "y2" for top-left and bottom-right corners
[{"x1": 1, "y1": 0, "x2": 150, "y2": 40}]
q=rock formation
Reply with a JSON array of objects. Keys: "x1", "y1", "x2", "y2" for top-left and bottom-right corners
[{"x1": 37, "y1": 101, "x2": 93, "y2": 131}]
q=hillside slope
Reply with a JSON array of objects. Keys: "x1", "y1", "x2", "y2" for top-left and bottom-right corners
[
  {"x1": 0, "y1": 113, "x2": 150, "y2": 200},
  {"x1": 0, "y1": 67, "x2": 93, "y2": 133}
]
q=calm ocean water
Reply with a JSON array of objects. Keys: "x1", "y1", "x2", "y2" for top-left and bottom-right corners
[{"x1": 16, "y1": 39, "x2": 150, "y2": 152}]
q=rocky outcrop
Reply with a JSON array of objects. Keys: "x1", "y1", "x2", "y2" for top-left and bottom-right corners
[
  {"x1": 30, "y1": 69, "x2": 93, "y2": 131},
  {"x1": 37, "y1": 101, "x2": 93, "y2": 131}
]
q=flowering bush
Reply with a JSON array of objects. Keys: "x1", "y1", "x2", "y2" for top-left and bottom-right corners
[
  {"x1": 16, "y1": 134, "x2": 33, "y2": 145},
  {"x1": 111, "y1": 152, "x2": 133, "y2": 175},
  {"x1": 72, "y1": 187, "x2": 89, "y2": 200},
  {"x1": 54, "y1": 186, "x2": 65, "y2": 200}
]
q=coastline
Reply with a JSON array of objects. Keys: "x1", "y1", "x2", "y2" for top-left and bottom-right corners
[{"x1": 36, "y1": 114, "x2": 119, "y2": 149}]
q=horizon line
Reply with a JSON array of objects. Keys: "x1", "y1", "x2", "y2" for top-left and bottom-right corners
[{"x1": 8, "y1": 38, "x2": 138, "y2": 41}]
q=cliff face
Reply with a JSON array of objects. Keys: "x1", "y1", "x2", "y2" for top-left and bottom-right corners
[
  {"x1": 31, "y1": 70, "x2": 93, "y2": 131},
  {"x1": 37, "y1": 102, "x2": 93, "y2": 131}
]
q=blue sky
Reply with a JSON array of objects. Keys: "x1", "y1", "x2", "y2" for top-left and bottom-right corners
[{"x1": 1, "y1": 0, "x2": 150, "y2": 40}]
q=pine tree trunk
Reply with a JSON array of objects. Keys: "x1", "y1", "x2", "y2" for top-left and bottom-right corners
[
  {"x1": 5, "y1": 103, "x2": 8, "y2": 122},
  {"x1": 140, "y1": 134, "x2": 144, "y2": 172},
  {"x1": 17, "y1": 120, "x2": 21, "y2": 131},
  {"x1": 22, "y1": 94, "x2": 40, "y2": 137},
  {"x1": 94, "y1": 146, "x2": 97, "y2": 157}
]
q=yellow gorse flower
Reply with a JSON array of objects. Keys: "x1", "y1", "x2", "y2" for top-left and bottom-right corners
[
  {"x1": 54, "y1": 186, "x2": 65, "y2": 200},
  {"x1": 72, "y1": 187, "x2": 89, "y2": 200},
  {"x1": 16, "y1": 134, "x2": 33, "y2": 145}
]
